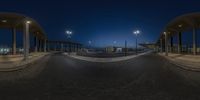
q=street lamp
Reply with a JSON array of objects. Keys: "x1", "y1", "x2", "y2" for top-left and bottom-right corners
[
  {"x1": 65, "y1": 30, "x2": 73, "y2": 53},
  {"x1": 24, "y1": 20, "x2": 31, "y2": 61},
  {"x1": 133, "y1": 30, "x2": 140, "y2": 55},
  {"x1": 65, "y1": 30, "x2": 73, "y2": 38}
]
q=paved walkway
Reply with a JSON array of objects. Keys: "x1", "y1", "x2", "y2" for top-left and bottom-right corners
[
  {"x1": 64, "y1": 51, "x2": 153, "y2": 63},
  {"x1": 0, "y1": 52, "x2": 50, "y2": 71},
  {"x1": 159, "y1": 53, "x2": 200, "y2": 71}
]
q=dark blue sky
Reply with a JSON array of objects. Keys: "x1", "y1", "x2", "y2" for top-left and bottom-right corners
[{"x1": 0, "y1": 0, "x2": 200, "y2": 47}]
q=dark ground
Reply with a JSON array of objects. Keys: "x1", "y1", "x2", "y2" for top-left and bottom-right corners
[{"x1": 0, "y1": 52, "x2": 200, "y2": 100}]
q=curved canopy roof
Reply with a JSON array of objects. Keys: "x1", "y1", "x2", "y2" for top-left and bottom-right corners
[
  {"x1": 157, "y1": 12, "x2": 200, "y2": 44},
  {"x1": 0, "y1": 12, "x2": 47, "y2": 39}
]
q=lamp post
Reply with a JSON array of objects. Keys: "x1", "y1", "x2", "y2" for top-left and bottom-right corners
[
  {"x1": 24, "y1": 20, "x2": 31, "y2": 61},
  {"x1": 133, "y1": 30, "x2": 140, "y2": 55},
  {"x1": 65, "y1": 30, "x2": 73, "y2": 53},
  {"x1": 66, "y1": 30, "x2": 73, "y2": 39}
]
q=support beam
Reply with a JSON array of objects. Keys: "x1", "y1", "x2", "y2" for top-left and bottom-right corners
[
  {"x1": 193, "y1": 27, "x2": 197, "y2": 55},
  {"x1": 160, "y1": 39, "x2": 163, "y2": 53},
  {"x1": 12, "y1": 27, "x2": 16, "y2": 55},
  {"x1": 170, "y1": 37, "x2": 173, "y2": 53},
  {"x1": 178, "y1": 32, "x2": 182, "y2": 54},
  {"x1": 47, "y1": 42, "x2": 50, "y2": 52},
  {"x1": 34, "y1": 36, "x2": 38, "y2": 52},
  {"x1": 39, "y1": 40, "x2": 42, "y2": 52},
  {"x1": 23, "y1": 21, "x2": 30, "y2": 61},
  {"x1": 165, "y1": 33, "x2": 168, "y2": 56},
  {"x1": 44, "y1": 39, "x2": 47, "y2": 52}
]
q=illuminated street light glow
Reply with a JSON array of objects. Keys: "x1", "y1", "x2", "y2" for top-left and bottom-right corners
[
  {"x1": 164, "y1": 32, "x2": 167, "y2": 35},
  {"x1": 133, "y1": 30, "x2": 140, "y2": 36},
  {"x1": 178, "y1": 24, "x2": 182, "y2": 28},
  {"x1": 1, "y1": 20, "x2": 7, "y2": 23},
  {"x1": 26, "y1": 20, "x2": 31, "y2": 24},
  {"x1": 66, "y1": 30, "x2": 73, "y2": 35},
  {"x1": 65, "y1": 30, "x2": 73, "y2": 38}
]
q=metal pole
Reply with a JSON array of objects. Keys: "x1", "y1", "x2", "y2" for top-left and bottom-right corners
[
  {"x1": 193, "y1": 27, "x2": 197, "y2": 55},
  {"x1": 125, "y1": 40, "x2": 127, "y2": 56},
  {"x1": 136, "y1": 37, "x2": 138, "y2": 55}
]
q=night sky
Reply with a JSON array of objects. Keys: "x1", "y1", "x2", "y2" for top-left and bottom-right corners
[{"x1": 0, "y1": 0, "x2": 200, "y2": 48}]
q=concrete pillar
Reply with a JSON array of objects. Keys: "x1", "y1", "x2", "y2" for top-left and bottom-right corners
[
  {"x1": 47, "y1": 42, "x2": 50, "y2": 52},
  {"x1": 12, "y1": 27, "x2": 16, "y2": 55},
  {"x1": 178, "y1": 32, "x2": 182, "y2": 54},
  {"x1": 39, "y1": 40, "x2": 42, "y2": 52},
  {"x1": 23, "y1": 21, "x2": 30, "y2": 61},
  {"x1": 160, "y1": 39, "x2": 163, "y2": 53},
  {"x1": 165, "y1": 33, "x2": 168, "y2": 56},
  {"x1": 193, "y1": 27, "x2": 197, "y2": 55},
  {"x1": 170, "y1": 37, "x2": 173, "y2": 53},
  {"x1": 34, "y1": 36, "x2": 38, "y2": 52},
  {"x1": 44, "y1": 39, "x2": 47, "y2": 52}
]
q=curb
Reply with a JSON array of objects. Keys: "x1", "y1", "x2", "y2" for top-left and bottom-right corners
[
  {"x1": 0, "y1": 53, "x2": 51, "y2": 72},
  {"x1": 158, "y1": 54, "x2": 200, "y2": 72},
  {"x1": 64, "y1": 51, "x2": 153, "y2": 63}
]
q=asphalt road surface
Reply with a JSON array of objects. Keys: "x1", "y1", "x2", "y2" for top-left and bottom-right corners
[{"x1": 0, "y1": 52, "x2": 200, "y2": 100}]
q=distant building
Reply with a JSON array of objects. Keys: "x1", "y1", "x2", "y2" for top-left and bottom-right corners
[
  {"x1": 105, "y1": 46, "x2": 114, "y2": 53},
  {"x1": 105, "y1": 46, "x2": 123, "y2": 53}
]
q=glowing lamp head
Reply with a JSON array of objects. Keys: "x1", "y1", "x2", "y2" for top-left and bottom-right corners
[
  {"x1": 26, "y1": 21, "x2": 31, "y2": 24},
  {"x1": 133, "y1": 30, "x2": 140, "y2": 36},
  {"x1": 164, "y1": 32, "x2": 167, "y2": 35},
  {"x1": 66, "y1": 30, "x2": 72, "y2": 35},
  {"x1": 2, "y1": 20, "x2": 7, "y2": 23},
  {"x1": 178, "y1": 24, "x2": 182, "y2": 28}
]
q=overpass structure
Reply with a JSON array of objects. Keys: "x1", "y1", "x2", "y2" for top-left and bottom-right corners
[
  {"x1": 139, "y1": 43, "x2": 156, "y2": 49},
  {"x1": 157, "y1": 13, "x2": 200, "y2": 56},
  {"x1": 47, "y1": 40, "x2": 82, "y2": 52},
  {"x1": 0, "y1": 12, "x2": 82, "y2": 61}
]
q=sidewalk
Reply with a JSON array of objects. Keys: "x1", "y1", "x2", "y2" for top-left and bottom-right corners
[
  {"x1": 0, "y1": 52, "x2": 50, "y2": 71},
  {"x1": 159, "y1": 53, "x2": 200, "y2": 71}
]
